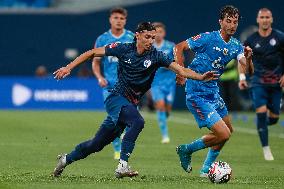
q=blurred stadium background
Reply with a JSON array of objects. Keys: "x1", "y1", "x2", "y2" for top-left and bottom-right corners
[{"x1": 0, "y1": 0, "x2": 284, "y2": 189}]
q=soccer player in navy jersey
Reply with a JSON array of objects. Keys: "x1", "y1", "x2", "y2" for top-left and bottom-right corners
[
  {"x1": 174, "y1": 5, "x2": 254, "y2": 177},
  {"x1": 239, "y1": 8, "x2": 284, "y2": 161},
  {"x1": 151, "y1": 22, "x2": 176, "y2": 144},
  {"x1": 92, "y1": 7, "x2": 134, "y2": 160},
  {"x1": 52, "y1": 22, "x2": 218, "y2": 178}
]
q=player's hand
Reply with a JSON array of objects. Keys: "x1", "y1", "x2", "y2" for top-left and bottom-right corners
[
  {"x1": 98, "y1": 77, "x2": 108, "y2": 87},
  {"x1": 53, "y1": 67, "x2": 71, "y2": 80},
  {"x1": 279, "y1": 75, "x2": 284, "y2": 87},
  {"x1": 238, "y1": 80, "x2": 248, "y2": 90},
  {"x1": 244, "y1": 46, "x2": 253, "y2": 59},
  {"x1": 176, "y1": 74, "x2": 186, "y2": 86},
  {"x1": 201, "y1": 71, "x2": 219, "y2": 81}
]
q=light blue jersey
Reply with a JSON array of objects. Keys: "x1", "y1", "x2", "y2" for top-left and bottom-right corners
[
  {"x1": 95, "y1": 29, "x2": 134, "y2": 100},
  {"x1": 185, "y1": 31, "x2": 244, "y2": 129},
  {"x1": 151, "y1": 40, "x2": 176, "y2": 104},
  {"x1": 186, "y1": 31, "x2": 244, "y2": 95}
]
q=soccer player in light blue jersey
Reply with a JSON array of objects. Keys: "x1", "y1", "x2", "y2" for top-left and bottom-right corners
[
  {"x1": 53, "y1": 22, "x2": 218, "y2": 178},
  {"x1": 92, "y1": 7, "x2": 134, "y2": 160},
  {"x1": 151, "y1": 22, "x2": 175, "y2": 144},
  {"x1": 174, "y1": 5, "x2": 254, "y2": 177}
]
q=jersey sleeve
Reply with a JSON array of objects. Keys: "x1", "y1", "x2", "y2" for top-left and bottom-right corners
[
  {"x1": 236, "y1": 44, "x2": 245, "y2": 62},
  {"x1": 157, "y1": 51, "x2": 173, "y2": 68},
  {"x1": 105, "y1": 42, "x2": 126, "y2": 58},
  {"x1": 186, "y1": 32, "x2": 210, "y2": 53}
]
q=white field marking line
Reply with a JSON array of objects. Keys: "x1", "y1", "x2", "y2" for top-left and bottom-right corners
[{"x1": 141, "y1": 112, "x2": 284, "y2": 139}]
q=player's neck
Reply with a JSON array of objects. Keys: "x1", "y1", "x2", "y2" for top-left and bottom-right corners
[
  {"x1": 220, "y1": 30, "x2": 231, "y2": 42},
  {"x1": 258, "y1": 27, "x2": 272, "y2": 37},
  {"x1": 110, "y1": 28, "x2": 124, "y2": 37},
  {"x1": 136, "y1": 43, "x2": 146, "y2": 55},
  {"x1": 155, "y1": 39, "x2": 164, "y2": 47}
]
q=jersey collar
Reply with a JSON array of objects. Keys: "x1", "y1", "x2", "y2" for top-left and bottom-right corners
[{"x1": 108, "y1": 29, "x2": 126, "y2": 39}]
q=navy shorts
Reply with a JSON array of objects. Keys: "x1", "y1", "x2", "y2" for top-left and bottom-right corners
[{"x1": 250, "y1": 86, "x2": 282, "y2": 114}]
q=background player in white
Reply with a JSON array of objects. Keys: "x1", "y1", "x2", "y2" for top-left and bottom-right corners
[
  {"x1": 92, "y1": 7, "x2": 134, "y2": 160},
  {"x1": 151, "y1": 22, "x2": 175, "y2": 144},
  {"x1": 239, "y1": 8, "x2": 284, "y2": 161},
  {"x1": 174, "y1": 5, "x2": 254, "y2": 177}
]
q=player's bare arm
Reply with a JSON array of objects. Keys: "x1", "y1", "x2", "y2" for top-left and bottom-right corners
[
  {"x1": 54, "y1": 47, "x2": 105, "y2": 80},
  {"x1": 92, "y1": 57, "x2": 108, "y2": 87},
  {"x1": 174, "y1": 41, "x2": 188, "y2": 85},
  {"x1": 168, "y1": 62, "x2": 219, "y2": 81},
  {"x1": 238, "y1": 46, "x2": 254, "y2": 90}
]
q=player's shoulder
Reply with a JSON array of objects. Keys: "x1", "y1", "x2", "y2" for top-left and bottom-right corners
[
  {"x1": 230, "y1": 36, "x2": 242, "y2": 46},
  {"x1": 164, "y1": 39, "x2": 175, "y2": 47},
  {"x1": 124, "y1": 29, "x2": 135, "y2": 36},
  {"x1": 273, "y1": 29, "x2": 284, "y2": 38},
  {"x1": 96, "y1": 31, "x2": 111, "y2": 42}
]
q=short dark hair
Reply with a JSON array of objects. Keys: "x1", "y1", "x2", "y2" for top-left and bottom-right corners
[
  {"x1": 135, "y1": 22, "x2": 156, "y2": 33},
  {"x1": 110, "y1": 7, "x2": 127, "y2": 17},
  {"x1": 152, "y1": 22, "x2": 166, "y2": 30},
  {"x1": 220, "y1": 5, "x2": 240, "y2": 20}
]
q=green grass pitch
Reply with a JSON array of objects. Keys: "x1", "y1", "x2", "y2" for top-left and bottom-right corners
[{"x1": 0, "y1": 110, "x2": 283, "y2": 189}]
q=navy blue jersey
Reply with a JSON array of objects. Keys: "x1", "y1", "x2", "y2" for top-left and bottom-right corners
[
  {"x1": 105, "y1": 42, "x2": 173, "y2": 104},
  {"x1": 244, "y1": 29, "x2": 284, "y2": 87}
]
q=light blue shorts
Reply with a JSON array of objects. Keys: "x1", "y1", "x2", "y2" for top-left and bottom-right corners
[
  {"x1": 186, "y1": 93, "x2": 228, "y2": 129},
  {"x1": 151, "y1": 85, "x2": 176, "y2": 105}
]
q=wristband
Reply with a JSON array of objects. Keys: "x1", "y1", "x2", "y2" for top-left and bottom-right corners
[{"x1": 239, "y1": 73, "x2": 246, "y2": 81}]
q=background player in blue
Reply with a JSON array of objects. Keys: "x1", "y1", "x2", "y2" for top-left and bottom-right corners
[
  {"x1": 239, "y1": 8, "x2": 284, "y2": 161},
  {"x1": 174, "y1": 5, "x2": 254, "y2": 177},
  {"x1": 151, "y1": 22, "x2": 175, "y2": 144},
  {"x1": 92, "y1": 7, "x2": 134, "y2": 160},
  {"x1": 52, "y1": 22, "x2": 218, "y2": 178}
]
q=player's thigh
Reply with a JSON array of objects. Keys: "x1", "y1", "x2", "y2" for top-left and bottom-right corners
[
  {"x1": 251, "y1": 86, "x2": 268, "y2": 112},
  {"x1": 186, "y1": 96, "x2": 222, "y2": 129},
  {"x1": 151, "y1": 87, "x2": 166, "y2": 110},
  {"x1": 267, "y1": 87, "x2": 282, "y2": 116},
  {"x1": 210, "y1": 119, "x2": 231, "y2": 139}
]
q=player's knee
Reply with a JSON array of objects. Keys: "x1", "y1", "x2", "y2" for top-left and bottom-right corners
[
  {"x1": 134, "y1": 116, "x2": 145, "y2": 131},
  {"x1": 220, "y1": 130, "x2": 231, "y2": 142},
  {"x1": 268, "y1": 117, "x2": 279, "y2": 125}
]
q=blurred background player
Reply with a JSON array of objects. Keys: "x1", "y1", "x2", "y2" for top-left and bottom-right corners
[
  {"x1": 174, "y1": 5, "x2": 253, "y2": 177},
  {"x1": 151, "y1": 22, "x2": 175, "y2": 144},
  {"x1": 239, "y1": 8, "x2": 284, "y2": 161},
  {"x1": 92, "y1": 7, "x2": 134, "y2": 160}
]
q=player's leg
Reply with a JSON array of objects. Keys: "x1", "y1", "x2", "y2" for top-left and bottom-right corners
[
  {"x1": 53, "y1": 115, "x2": 122, "y2": 177},
  {"x1": 200, "y1": 115, "x2": 232, "y2": 177},
  {"x1": 200, "y1": 97, "x2": 231, "y2": 176},
  {"x1": 251, "y1": 86, "x2": 274, "y2": 160},
  {"x1": 267, "y1": 87, "x2": 282, "y2": 126},
  {"x1": 151, "y1": 87, "x2": 169, "y2": 143},
  {"x1": 103, "y1": 89, "x2": 122, "y2": 160},
  {"x1": 177, "y1": 96, "x2": 231, "y2": 173},
  {"x1": 115, "y1": 104, "x2": 144, "y2": 178}
]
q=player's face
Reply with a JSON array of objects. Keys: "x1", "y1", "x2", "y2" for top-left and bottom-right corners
[
  {"x1": 155, "y1": 27, "x2": 166, "y2": 42},
  {"x1": 136, "y1": 30, "x2": 156, "y2": 50},
  {"x1": 219, "y1": 14, "x2": 239, "y2": 36},
  {"x1": 257, "y1": 10, "x2": 273, "y2": 31},
  {"x1": 109, "y1": 13, "x2": 126, "y2": 30}
]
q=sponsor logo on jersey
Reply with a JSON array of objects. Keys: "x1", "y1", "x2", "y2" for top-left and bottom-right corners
[{"x1": 255, "y1": 43, "x2": 261, "y2": 48}]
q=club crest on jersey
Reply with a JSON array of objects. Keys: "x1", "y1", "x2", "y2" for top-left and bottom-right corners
[
  {"x1": 144, "y1": 60, "x2": 152, "y2": 68},
  {"x1": 191, "y1": 34, "x2": 201, "y2": 41},
  {"x1": 109, "y1": 42, "x2": 118, "y2": 48},
  {"x1": 269, "y1": 38, "x2": 276, "y2": 46},
  {"x1": 223, "y1": 48, "x2": 228, "y2": 55}
]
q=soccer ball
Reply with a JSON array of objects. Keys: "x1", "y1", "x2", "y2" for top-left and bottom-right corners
[{"x1": 208, "y1": 161, "x2": 232, "y2": 184}]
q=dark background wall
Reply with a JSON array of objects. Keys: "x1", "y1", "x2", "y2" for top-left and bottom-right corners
[{"x1": 0, "y1": 0, "x2": 282, "y2": 108}]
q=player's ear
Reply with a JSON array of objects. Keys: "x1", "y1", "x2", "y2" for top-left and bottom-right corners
[{"x1": 218, "y1": 19, "x2": 222, "y2": 27}]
